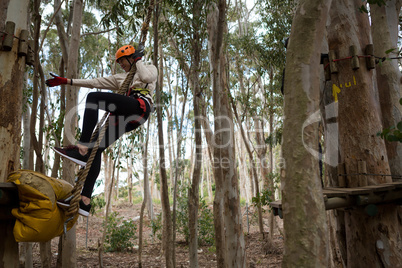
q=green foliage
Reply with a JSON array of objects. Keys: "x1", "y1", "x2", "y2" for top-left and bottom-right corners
[
  {"x1": 152, "y1": 198, "x2": 161, "y2": 205},
  {"x1": 176, "y1": 187, "x2": 215, "y2": 246},
  {"x1": 239, "y1": 198, "x2": 247, "y2": 207},
  {"x1": 103, "y1": 212, "x2": 138, "y2": 252},
  {"x1": 131, "y1": 195, "x2": 144, "y2": 205},
  {"x1": 252, "y1": 188, "x2": 274, "y2": 213},
  {"x1": 251, "y1": 172, "x2": 279, "y2": 213},
  {"x1": 91, "y1": 194, "x2": 106, "y2": 214},
  {"x1": 150, "y1": 213, "x2": 163, "y2": 241},
  {"x1": 265, "y1": 127, "x2": 282, "y2": 147},
  {"x1": 196, "y1": 198, "x2": 215, "y2": 246},
  {"x1": 378, "y1": 122, "x2": 402, "y2": 142},
  {"x1": 377, "y1": 98, "x2": 402, "y2": 143}
]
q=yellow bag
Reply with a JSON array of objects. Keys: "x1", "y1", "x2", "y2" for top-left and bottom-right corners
[{"x1": 7, "y1": 170, "x2": 78, "y2": 242}]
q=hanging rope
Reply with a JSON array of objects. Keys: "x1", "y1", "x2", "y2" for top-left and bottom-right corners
[{"x1": 63, "y1": 0, "x2": 155, "y2": 221}]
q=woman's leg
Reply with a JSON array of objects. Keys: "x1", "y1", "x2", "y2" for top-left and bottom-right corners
[
  {"x1": 79, "y1": 92, "x2": 146, "y2": 145},
  {"x1": 80, "y1": 97, "x2": 150, "y2": 199}
]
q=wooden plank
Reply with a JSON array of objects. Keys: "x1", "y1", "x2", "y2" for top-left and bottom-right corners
[
  {"x1": 361, "y1": 184, "x2": 395, "y2": 192},
  {"x1": 383, "y1": 182, "x2": 402, "y2": 188},
  {"x1": 0, "y1": 182, "x2": 18, "y2": 206},
  {"x1": 269, "y1": 200, "x2": 282, "y2": 209},
  {"x1": 322, "y1": 188, "x2": 348, "y2": 197},
  {"x1": 0, "y1": 182, "x2": 17, "y2": 189},
  {"x1": 324, "y1": 187, "x2": 372, "y2": 195},
  {"x1": 325, "y1": 197, "x2": 352, "y2": 210}
]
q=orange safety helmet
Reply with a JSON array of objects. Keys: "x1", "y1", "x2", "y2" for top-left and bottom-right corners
[{"x1": 115, "y1": 45, "x2": 135, "y2": 61}]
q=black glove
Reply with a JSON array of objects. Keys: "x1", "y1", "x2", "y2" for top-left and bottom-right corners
[{"x1": 132, "y1": 50, "x2": 144, "y2": 62}]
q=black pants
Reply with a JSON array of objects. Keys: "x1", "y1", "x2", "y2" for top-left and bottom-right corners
[{"x1": 79, "y1": 92, "x2": 150, "y2": 198}]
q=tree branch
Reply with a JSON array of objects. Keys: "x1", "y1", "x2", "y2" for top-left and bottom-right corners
[{"x1": 81, "y1": 27, "x2": 117, "y2": 37}]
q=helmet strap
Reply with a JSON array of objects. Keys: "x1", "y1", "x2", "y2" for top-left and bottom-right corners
[{"x1": 126, "y1": 57, "x2": 135, "y2": 70}]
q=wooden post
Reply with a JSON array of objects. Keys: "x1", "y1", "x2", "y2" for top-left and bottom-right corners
[
  {"x1": 358, "y1": 160, "x2": 368, "y2": 186},
  {"x1": 365, "y1": 44, "x2": 375, "y2": 70},
  {"x1": 18, "y1": 30, "x2": 29, "y2": 57},
  {"x1": 2, "y1": 21, "x2": 16, "y2": 51},
  {"x1": 0, "y1": 183, "x2": 18, "y2": 220},
  {"x1": 350, "y1": 45, "x2": 359, "y2": 70},
  {"x1": 323, "y1": 57, "x2": 331, "y2": 81},
  {"x1": 26, "y1": 40, "x2": 34, "y2": 66},
  {"x1": 337, "y1": 163, "x2": 346, "y2": 187},
  {"x1": 328, "y1": 50, "x2": 338, "y2": 74}
]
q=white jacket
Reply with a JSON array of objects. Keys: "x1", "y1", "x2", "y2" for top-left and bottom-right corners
[{"x1": 72, "y1": 60, "x2": 157, "y2": 103}]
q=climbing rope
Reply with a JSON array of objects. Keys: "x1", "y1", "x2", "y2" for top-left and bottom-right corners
[
  {"x1": 63, "y1": 0, "x2": 155, "y2": 221},
  {"x1": 323, "y1": 55, "x2": 402, "y2": 69}
]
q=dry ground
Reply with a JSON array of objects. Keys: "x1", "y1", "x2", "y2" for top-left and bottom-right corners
[{"x1": 30, "y1": 202, "x2": 283, "y2": 267}]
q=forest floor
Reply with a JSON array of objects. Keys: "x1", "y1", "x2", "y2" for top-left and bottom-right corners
[{"x1": 30, "y1": 202, "x2": 284, "y2": 267}]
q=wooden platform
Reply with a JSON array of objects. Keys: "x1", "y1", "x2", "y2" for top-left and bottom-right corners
[
  {"x1": 0, "y1": 182, "x2": 18, "y2": 220},
  {"x1": 269, "y1": 182, "x2": 402, "y2": 218}
]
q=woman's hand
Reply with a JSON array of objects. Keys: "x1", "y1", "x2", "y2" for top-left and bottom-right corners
[
  {"x1": 45, "y1": 73, "x2": 68, "y2": 87},
  {"x1": 132, "y1": 50, "x2": 144, "y2": 63}
]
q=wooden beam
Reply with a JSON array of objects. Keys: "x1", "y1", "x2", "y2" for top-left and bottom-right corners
[
  {"x1": 356, "y1": 189, "x2": 402, "y2": 206},
  {"x1": 324, "y1": 187, "x2": 372, "y2": 195},
  {"x1": 0, "y1": 183, "x2": 18, "y2": 220},
  {"x1": 269, "y1": 184, "x2": 402, "y2": 217},
  {"x1": 0, "y1": 183, "x2": 18, "y2": 206}
]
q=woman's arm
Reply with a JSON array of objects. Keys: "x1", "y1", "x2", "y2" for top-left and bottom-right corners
[
  {"x1": 135, "y1": 60, "x2": 158, "y2": 83},
  {"x1": 70, "y1": 74, "x2": 126, "y2": 90}
]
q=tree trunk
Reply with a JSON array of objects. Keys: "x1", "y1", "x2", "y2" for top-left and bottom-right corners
[
  {"x1": 281, "y1": 0, "x2": 331, "y2": 267},
  {"x1": 370, "y1": 0, "x2": 402, "y2": 179},
  {"x1": 139, "y1": 119, "x2": 152, "y2": 267},
  {"x1": 207, "y1": 2, "x2": 226, "y2": 266},
  {"x1": 328, "y1": 1, "x2": 402, "y2": 266},
  {"x1": 188, "y1": 1, "x2": 203, "y2": 266},
  {"x1": 51, "y1": 59, "x2": 65, "y2": 178},
  {"x1": 58, "y1": 0, "x2": 83, "y2": 267},
  {"x1": 0, "y1": 0, "x2": 29, "y2": 266},
  {"x1": 165, "y1": 65, "x2": 174, "y2": 197},
  {"x1": 0, "y1": 0, "x2": 10, "y2": 32},
  {"x1": 153, "y1": 4, "x2": 174, "y2": 267},
  {"x1": 99, "y1": 159, "x2": 116, "y2": 267},
  {"x1": 30, "y1": 0, "x2": 44, "y2": 174},
  {"x1": 267, "y1": 85, "x2": 276, "y2": 241},
  {"x1": 21, "y1": 74, "x2": 34, "y2": 268},
  {"x1": 104, "y1": 151, "x2": 113, "y2": 214},
  {"x1": 114, "y1": 150, "x2": 120, "y2": 201},
  {"x1": 208, "y1": 1, "x2": 247, "y2": 266},
  {"x1": 33, "y1": 2, "x2": 52, "y2": 260},
  {"x1": 232, "y1": 100, "x2": 264, "y2": 237},
  {"x1": 127, "y1": 159, "x2": 133, "y2": 204}
]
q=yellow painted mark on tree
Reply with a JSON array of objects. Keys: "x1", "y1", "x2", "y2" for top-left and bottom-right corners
[
  {"x1": 332, "y1": 84, "x2": 341, "y2": 102},
  {"x1": 332, "y1": 76, "x2": 357, "y2": 102}
]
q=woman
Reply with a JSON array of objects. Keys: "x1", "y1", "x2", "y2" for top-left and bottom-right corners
[{"x1": 46, "y1": 45, "x2": 157, "y2": 216}]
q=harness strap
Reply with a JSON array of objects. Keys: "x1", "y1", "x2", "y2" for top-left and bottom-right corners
[
  {"x1": 127, "y1": 84, "x2": 149, "y2": 97},
  {"x1": 128, "y1": 97, "x2": 148, "y2": 125}
]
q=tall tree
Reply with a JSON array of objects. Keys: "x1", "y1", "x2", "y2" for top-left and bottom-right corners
[
  {"x1": 56, "y1": 0, "x2": 84, "y2": 266},
  {"x1": 370, "y1": 0, "x2": 402, "y2": 178},
  {"x1": 231, "y1": 98, "x2": 264, "y2": 237},
  {"x1": 138, "y1": 120, "x2": 152, "y2": 267},
  {"x1": 188, "y1": 0, "x2": 203, "y2": 266},
  {"x1": 0, "y1": 0, "x2": 29, "y2": 265},
  {"x1": 153, "y1": 3, "x2": 174, "y2": 267},
  {"x1": 208, "y1": 0, "x2": 247, "y2": 266},
  {"x1": 281, "y1": 0, "x2": 331, "y2": 267},
  {"x1": 327, "y1": 1, "x2": 402, "y2": 266}
]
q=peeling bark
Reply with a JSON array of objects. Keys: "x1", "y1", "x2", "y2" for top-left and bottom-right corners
[
  {"x1": 328, "y1": 0, "x2": 402, "y2": 266},
  {"x1": 0, "y1": 0, "x2": 29, "y2": 266}
]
